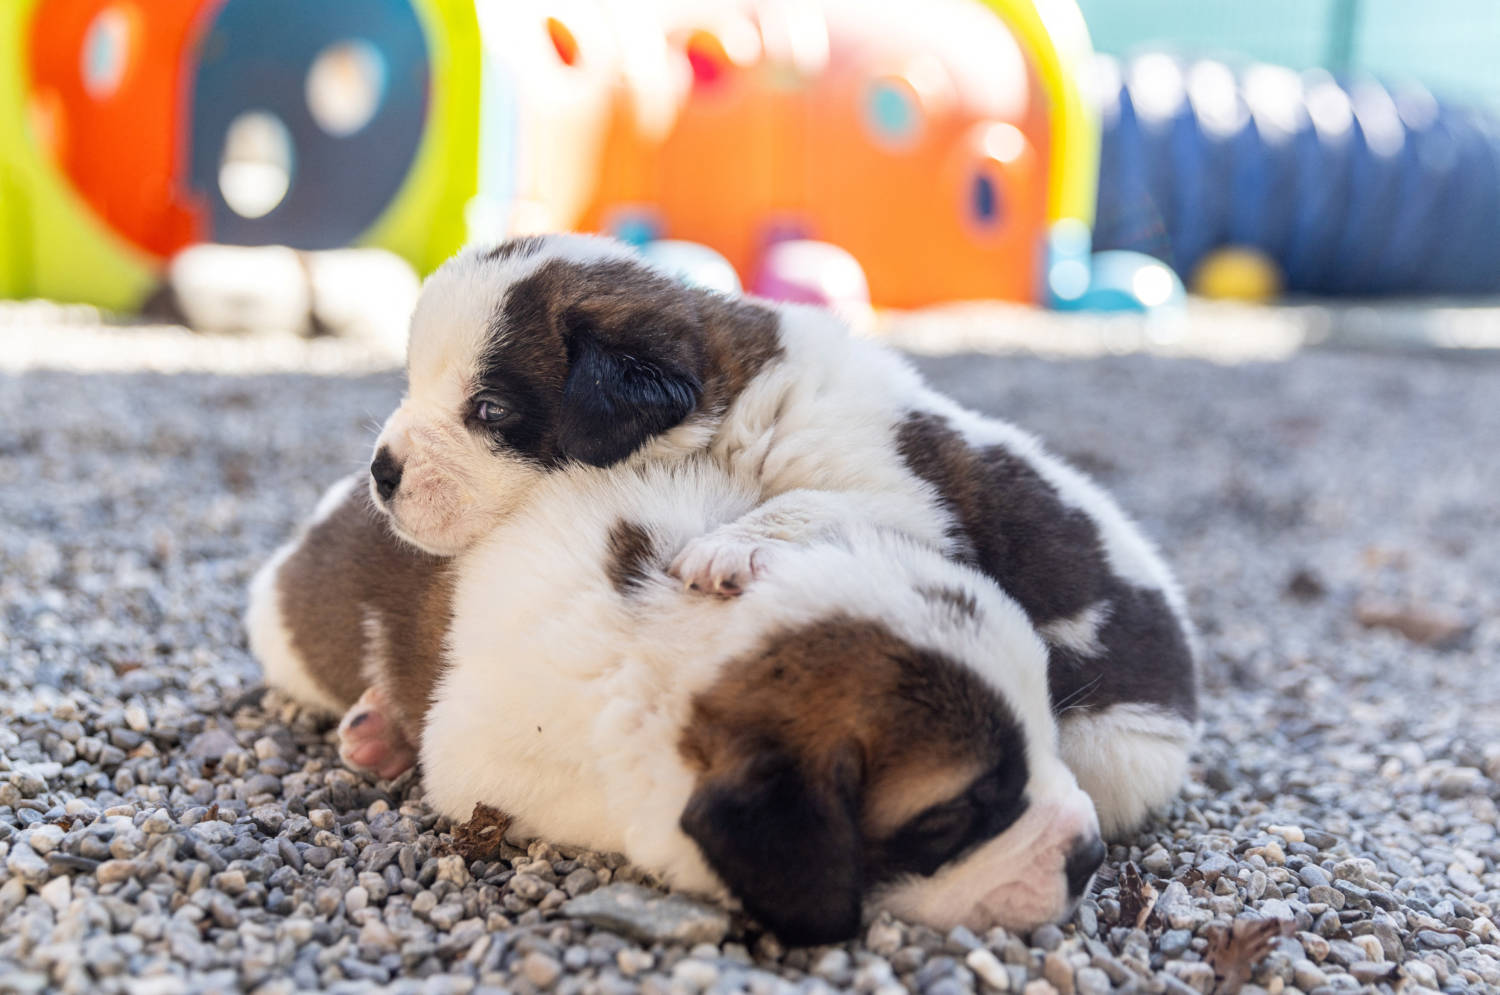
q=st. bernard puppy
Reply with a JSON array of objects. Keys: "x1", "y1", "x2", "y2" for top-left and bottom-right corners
[
  {"x1": 250, "y1": 461, "x2": 1105, "y2": 945},
  {"x1": 361, "y1": 233, "x2": 1197, "y2": 837}
]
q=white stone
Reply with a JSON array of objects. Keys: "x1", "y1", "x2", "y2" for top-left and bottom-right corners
[{"x1": 967, "y1": 948, "x2": 1011, "y2": 991}]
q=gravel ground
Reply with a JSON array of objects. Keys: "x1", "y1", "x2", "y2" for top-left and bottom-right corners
[{"x1": 2, "y1": 310, "x2": 1499, "y2": 995}]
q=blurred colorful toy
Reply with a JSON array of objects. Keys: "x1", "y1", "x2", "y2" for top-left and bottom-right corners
[
  {"x1": 639, "y1": 238, "x2": 742, "y2": 294},
  {"x1": 1191, "y1": 246, "x2": 1282, "y2": 303},
  {"x1": 1093, "y1": 53, "x2": 1500, "y2": 295},
  {"x1": 1045, "y1": 218, "x2": 1182, "y2": 311},
  {"x1": 1077, "y1": 249, "x2": 1184, "y2": 312},
  {"x1": 4, "y1": 0, "x2": 1113, "y2": 312},
  {"x1": 2, "y1": 0, "x2": 156, "y2": 306},
  {"x1": 753, "y1": 240, "x2": 870, "y2": 312},
  {"x1": 569, "y1": 0, "x2": 1099, "y2": 308},
  {"x1": 4, "y1": 0, "x2": 478, "y2": 310}
]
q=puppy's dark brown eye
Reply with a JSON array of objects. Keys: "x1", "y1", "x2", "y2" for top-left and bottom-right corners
[{"x1": 474, "y1": 399, "x2": 509, "y2": 423}]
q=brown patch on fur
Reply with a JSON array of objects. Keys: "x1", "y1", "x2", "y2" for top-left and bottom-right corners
[
  {"x1": 678, "y1": 615, "x2": 1020, "y2": 836},
  {"x1": 677, "y1": 616, "x2": 1036, "y2": 942},
  {"x1": 605, "y1": 520, "x2": 657, "y2": 596},
  {"x1": 917, "y1": 583, "x2": 981, "y2": 622},
  {"x1": 865, "y1": 758, "x2": 986, "y2": 837},
  {"x1": 896, "y1": 412, "x2": 1108, "y2": 625},
  {"x1": 491, "y1": 255, "x2": 783, "y2": 439},
  {"x1": 895, "y1": 411, "x2": 1198, "y2": 723},
  {"x1": 693, "y1": 289, "x2": 783, "y2": 415},
  {"x1": 275, "y1": 479, "x2": 455, "y2": 741},
  {"x1": 443, "y1": 803, "x2": 515, "y2": 862}
]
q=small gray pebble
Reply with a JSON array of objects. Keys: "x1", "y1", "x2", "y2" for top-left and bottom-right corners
[
  {"x1": 1141, "y1": 849, "x2": 1173, "y2": 876},
  {"x1": 562, "y1": 866, "x2": 599, "y2": 897},
  {"x1": 1159, "y1": 930, "x2": 1192, "y2": 957},
  {"x1": 1031, "y1": 924, "x2": 1065, "y2": 951},
  {"x1": 1074, "y1": 966, "x2": 1111, "y2": 995},
  {"x1": 5, "y1": 843, "x2": 50, "y2": 884},
  {"x1": 1348, "y1": 961, "x2": 1397, "y2": 983},
  {"x1": 1298, "y1": 865, "x2": 1331, "y2": 889},
  {"x1": 947, "y1": 925, "x2": 983, "y2": 953}
]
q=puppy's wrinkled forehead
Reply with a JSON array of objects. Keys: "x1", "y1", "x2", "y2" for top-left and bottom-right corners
[{"x1": 405, "y1": 235, "x2": 691, "y2": 390}]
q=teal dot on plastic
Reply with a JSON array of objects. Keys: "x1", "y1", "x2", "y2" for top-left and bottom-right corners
[
  {"x1": 610, "y1": 213, "x2": 660, "y2": 248},
  {"x1": 866, "y1": 81, "x2": 919, "y2": 144},
  {"x1": 82, "y1": 10, "x2": 129, "y2": 99}
]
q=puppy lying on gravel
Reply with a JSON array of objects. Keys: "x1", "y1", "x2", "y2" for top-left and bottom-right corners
[
  {"x1": 357, "y1": 233, "x2": 1196, "y2": 836},
  {"x1": 250, "y1": 462, "x2": 1105, "y2": 944}
]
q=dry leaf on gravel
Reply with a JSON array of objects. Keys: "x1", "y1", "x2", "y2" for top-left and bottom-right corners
[
  {"x1": 1116, "y1": 862, "x2": 1159, "y2": 931},
  {"x1": 1355, "y1": 597, "x2": 1471, "y2": 648},
  {"x1": 1205, "y1": 917, "x2": 1290, "y2": 994},
  {"x1": 444, "y1": 803, "x2": 515, "y2": 862},
  {"x1": 1283, "y1": 567, "x2": 1326, "y2": 601}
]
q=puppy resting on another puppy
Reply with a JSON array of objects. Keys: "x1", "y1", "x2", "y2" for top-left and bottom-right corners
[
  {"x1": 365, "y1": 233, "x2": 1195, "y2": 831},
  {"x1": 254, "y1": 461, "x2": 1103, "y2": 944},
  {"x1": 249, "y1": 233, "x2": 1197, "y2": 941}
]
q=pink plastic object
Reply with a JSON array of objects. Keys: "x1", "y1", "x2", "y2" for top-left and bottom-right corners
[{"x1": 753, "y1": 239, "x2": 870, "y2": 311}]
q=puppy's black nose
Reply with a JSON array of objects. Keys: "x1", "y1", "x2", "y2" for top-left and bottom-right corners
[
  {"x1": 1065, "y1": 834, "x2": 1106, "y2": 897},
  {"x1": 370, "y1": 448, "x2": 403, "y2": 502}
]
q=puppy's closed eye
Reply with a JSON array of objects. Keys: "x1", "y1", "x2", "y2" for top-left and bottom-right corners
[
  {"x1": 882, "y1": 763, "x2": 1030, "y2": 877},
  {"x1": 886, "y1": 799, "x2": 980, "y2": 875}
]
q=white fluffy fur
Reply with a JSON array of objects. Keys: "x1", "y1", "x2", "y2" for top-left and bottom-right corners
[
  {"x1": 1057, "y1": 704, "x2": 1197, "y2": 839},
  {"x1": 680, "y1": 302, "x2": 1187, "y2": 622},
  {"x1": 1039, "y1": 601, "x2": 1112, "y2": 659},
  {"x1": 422, "y1": 458, "x2": 1100, "y2": 932},
  {"x1": 665, "y1": 301, "x2": 1197, "y2": 837}
]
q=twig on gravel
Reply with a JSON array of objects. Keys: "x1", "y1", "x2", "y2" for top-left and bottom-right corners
[
  {"x1": 1205, "y1": 917, "x2": 1292, "y2": 994},
  {"x1": 1116, "y1": 862, "x2": 1159, "y2": 931},
  {"x1": 443, "y1": 803, "x2": 517, "y2": 863}
]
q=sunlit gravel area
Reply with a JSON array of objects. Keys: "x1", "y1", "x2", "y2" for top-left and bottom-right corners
[{"x1": 1, "y1": 306, "x2": 1498, "y2": 994}]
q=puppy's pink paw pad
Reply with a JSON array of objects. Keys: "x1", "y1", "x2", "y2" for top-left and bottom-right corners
[
  {"x1": 669, "y1": 536, "x2": 771, "y2": 597},
  {"x1": 338, "y1": 689, "x2": 416, "y2": 780}
]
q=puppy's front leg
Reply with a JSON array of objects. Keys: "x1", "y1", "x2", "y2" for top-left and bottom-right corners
[{"x1": 669, "y1": 489, "x2": 912, "y2": 596}]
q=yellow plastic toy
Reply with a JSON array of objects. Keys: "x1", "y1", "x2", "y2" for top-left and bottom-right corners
[
  {"x1": 977, "y1": 0, "x2": 1099, "y2": 230},
  {"x1": 1191, "y1": 246, "x2": 1284, "y2": 303}
]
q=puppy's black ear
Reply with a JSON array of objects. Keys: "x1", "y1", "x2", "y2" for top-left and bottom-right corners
[
  {"x1": 680, "y1": 745, "x2": 864, "y2": 946},
  {"x1": 557, "y1": 329, "x2": 701, "y2": 467}
]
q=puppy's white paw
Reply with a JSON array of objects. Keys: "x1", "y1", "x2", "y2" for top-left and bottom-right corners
[
  {"x1": 669, "y1": 532, "x2": 774, "y2": 597},
  {"x1": 338, "y1": 687, "x2": 417, "y2": 780}
]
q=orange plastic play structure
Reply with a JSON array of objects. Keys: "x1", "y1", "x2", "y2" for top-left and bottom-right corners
[
  {"x1": 5, "y1": 0, "x2": 1096, "y2": 310},
  {"x1": 575, "y1": 0, "x2": 1051, "y2": 307},
  {"x1": 26, "y1": 0, "x2": 208, "y2": 257}
]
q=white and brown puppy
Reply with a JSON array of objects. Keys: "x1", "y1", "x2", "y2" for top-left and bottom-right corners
[
  {"x1": 365, "y1": 233, "x2": 1197, "y2": 837},
  {"x1": 247, "y1": 474, "x2": 450, "y2": 779},
  {"x1": 250, "y1": 461, "x2": 1106, "y2": 945}
]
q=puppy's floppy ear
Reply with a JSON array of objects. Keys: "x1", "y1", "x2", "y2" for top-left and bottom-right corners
[
  {"x1": 680, "y1": 743, "x2": 865, "y2": 946},
  {"x1": 556, "y1": 326, "x2": 701, "y2": 467}
]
